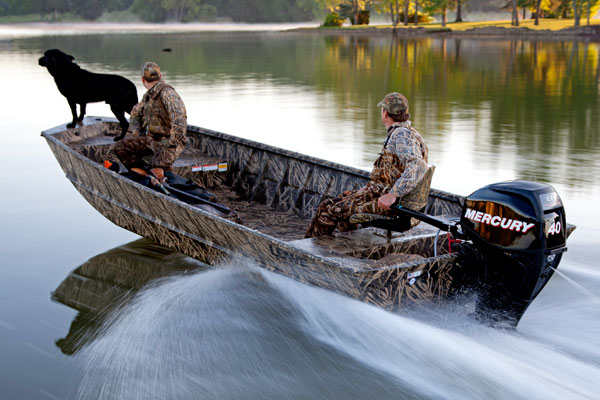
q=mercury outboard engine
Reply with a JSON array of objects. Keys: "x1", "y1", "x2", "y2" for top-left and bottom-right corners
[
  {"x1": 460, "y1": 180, "x2": 568, "y2": 327},
  {"x1": 363, "y1": 180, "x2": 571, "y2": 328}
]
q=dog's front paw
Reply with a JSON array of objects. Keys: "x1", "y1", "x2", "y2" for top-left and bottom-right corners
[
  {"x1": 66, "y1": 122, "x2": 76, "y2": 129},
  {"x1": 113, "y1": 134, "x2": 125, "y2": 142}
]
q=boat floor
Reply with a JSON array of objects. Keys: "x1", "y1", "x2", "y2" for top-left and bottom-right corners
[
  {"x1": 205, "y1": 184, "x2": 310, "y2": 242},
  {"x1": 205, "y1": 183, "x2": 453, "y2": 264}
]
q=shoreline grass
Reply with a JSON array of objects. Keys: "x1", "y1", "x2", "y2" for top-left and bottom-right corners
[{"x1": 371, "y1": 18, "x2": 600, "y2": 31}]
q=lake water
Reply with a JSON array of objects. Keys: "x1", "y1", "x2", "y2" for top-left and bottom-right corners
[{"x1": 0, "y1": 26, "x2": 599, "y2": 399}]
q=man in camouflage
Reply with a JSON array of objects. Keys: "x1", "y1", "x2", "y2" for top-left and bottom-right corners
[
  {"x1": 114, "y1": 61, "x2": 187, "y2": 184},
  {"x1": 305, "y1": 92, "x2": 431, "y2": 238}
]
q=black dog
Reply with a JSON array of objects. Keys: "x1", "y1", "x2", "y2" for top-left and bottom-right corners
[{"x1": 39, "y1": 49, "x2": 138, "y2": 139}]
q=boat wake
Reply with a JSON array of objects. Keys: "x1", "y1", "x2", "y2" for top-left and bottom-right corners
[
  {"x1": 72, "y1": 260, "x2": 600, "y2": 400},
  {"x1": 517, "y1": 262, "x2": 600, "y2": 365}
]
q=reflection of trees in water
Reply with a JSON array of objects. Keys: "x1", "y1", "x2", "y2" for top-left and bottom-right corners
[
  {"x1": 52, "y1": 239, "x2": 207, "y2": 355},
  {"x1": 21, "y1": 33, "x2": 599, "y2": 186},
  {"x1": 318, "y1": 36, "x2": 599, "y2": 186},
  {"x1": 483, "y1": 40, "x2": 600, "y2": 185}
]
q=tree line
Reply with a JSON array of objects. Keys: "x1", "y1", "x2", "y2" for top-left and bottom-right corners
[
  {"x1": 324, "y1": 0, "x2": 599, "y2": 28},
  {"x1": 0, "y1": 0, "x2": 597, "y2": 26},
  {"x1": 0, "y1": 0, "x2": 325, "y2": 22}
]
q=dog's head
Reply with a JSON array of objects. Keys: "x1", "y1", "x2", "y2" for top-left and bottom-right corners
[{"x1": 38, "y1": 49, "x2": 76, "y2": 76}]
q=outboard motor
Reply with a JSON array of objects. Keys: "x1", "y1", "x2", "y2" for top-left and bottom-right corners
[
  {"x1": 460, "y1": 180, "x2": 568, "y2": 327},
  {"x1": 357, "y1": 179, "x2": 570, "y2": 328}
]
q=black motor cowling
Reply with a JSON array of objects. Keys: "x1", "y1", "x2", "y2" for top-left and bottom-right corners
[{"x1": 461, "y1": 180, "x2": 568, "y2": 327}]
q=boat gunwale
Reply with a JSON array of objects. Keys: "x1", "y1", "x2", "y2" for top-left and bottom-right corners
[{"x1": 44, "y1": 116, "x2": 462, "y2": 207}]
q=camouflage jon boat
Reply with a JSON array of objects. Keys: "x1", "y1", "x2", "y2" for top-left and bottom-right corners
[{"x1": 42, "y1": 117, "x2": 573, "y2": 327}]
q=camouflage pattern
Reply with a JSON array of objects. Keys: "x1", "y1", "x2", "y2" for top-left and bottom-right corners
[
  {"x1": 377, "y1": 92, "x2": 409, "y2": 118},
  {"x1": 114, "y1": 80, "x2": 187, "y2": 170},
  {"x1": 141, "y1": 61, "x2": 161, "y2": 82},
  {"x1": 305, "y1": 121, "x2": 429, "y2": 238},
  {"x1": 43, "y1": 117, "x2": 481, "y2": 318},
  {"x1": 50, "y1": 118, "x2": 575, "y2": 324}
]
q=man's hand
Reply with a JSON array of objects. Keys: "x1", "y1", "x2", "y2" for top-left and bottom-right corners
[{"x1": 377, "y1": 192, "x2": 398, "y2": 211}]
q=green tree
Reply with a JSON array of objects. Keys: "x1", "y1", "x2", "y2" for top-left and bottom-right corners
[
  {"x1": 322, "y1": 11, "x2": 345, "y2": 25},
  {"x1": 581, "y1": 0, "x2": 600, "y2": 24},
  {"x1": 544, "y1": 0, "x2": 571, "y2": 17},
  {"x1": 183, "y1": 2, "x2": 217, "y2": 21},
  {"x1": 381, "y1": 0, "x2": 404, "y2": 29},
  {"x1": 453, "y1": 0, "x2": 464, "y2": 22},
  {"x1": 371, "y1": 0, "x2": 413, "y2": 26},
  {"x1": 39, "y1": 0, "x2": 68, "y2": 20},
  {"x1": 413, "y1": 0, "x2": 418, "y2": 23},
  {"x1": 132, "y1": 0, "x2": 167, "y2": 21},
  {"x1": 422, "y1": 0, "x2": 450, "y2": 25},
  {"x1": 534, "y1": 0, "x2": 543, "y2": 24},
  {"x1": 106, "y1": 0, "x2": 134, "y2": 11},
  {"x1": 71, "y1": 0, "x2": 106, "y2": 20},
  {"x1": 572, "y1": 0, "x2": 581, "y2": 24},
  {"x1": 332, "y1": 0, "x2": 370, "y2": 24},
  {"x1": 508, "y1": 0, "x2": 520, "y2": 25},
  {"x1": 568, "y1": 0, "x2": 599, "y2": 25},
  {"x1": 161, "y1": 0, "x2": 192, "y2": 21},
  {"x1": 223, "y1": 0, "x2": 320, "y2": 22}
]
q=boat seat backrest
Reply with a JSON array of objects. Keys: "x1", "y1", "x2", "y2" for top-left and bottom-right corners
[{"x1": 400, "y1": 165, "x2": 435, "y2": 211}]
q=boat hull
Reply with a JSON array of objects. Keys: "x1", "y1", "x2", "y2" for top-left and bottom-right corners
[{"x1": 43, "y1": 117, "x2": 466, "y2": 312}]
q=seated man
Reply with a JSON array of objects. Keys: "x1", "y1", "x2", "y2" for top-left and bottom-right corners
[
  {"x1": 305, "y1": 92, "x2": 432, "y2": 238},
  {"x1": 114, "y1": 61, "x2": 187, "y2": 185}
]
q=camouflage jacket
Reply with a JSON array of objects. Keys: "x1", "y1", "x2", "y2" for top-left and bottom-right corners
[
  {"x1": 369, "y1": 121, "x2": 429, "y2": 198},
  {"x1": 129, "y1": 80, "x2": 187, "y2": 148}
]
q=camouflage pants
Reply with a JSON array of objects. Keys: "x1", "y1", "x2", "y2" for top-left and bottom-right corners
[
  {"x1": 114, "y1": 135, "x2": 184, "y2": 170},
  {"x1": 305, "y1": 185, "x2": 394, "y2": 238}
]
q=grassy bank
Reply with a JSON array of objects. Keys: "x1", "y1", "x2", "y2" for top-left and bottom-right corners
[
  {"x1": 322, "y1": 18, "x2": 600, "y2": 32},
  {"x1": 392, "y1": 18, "x2": 600, "y2": 31}
]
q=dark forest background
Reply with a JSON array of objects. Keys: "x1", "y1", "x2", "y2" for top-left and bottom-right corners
[
  {"x1": 0, "y1": 0, "x2": 596, "y2": 25},
  {"x1": 0, "y1": 0, "x2": 327, "y2": 22}
]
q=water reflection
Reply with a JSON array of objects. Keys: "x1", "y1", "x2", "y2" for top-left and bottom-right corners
[
  {"x1": 55, "y1": 240, "x2": 422, "y2": 400},
  {"x1": 51, "y1": 239, "x2": 208, "y2": 355}
]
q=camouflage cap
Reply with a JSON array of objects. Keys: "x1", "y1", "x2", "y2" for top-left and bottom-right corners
[
  {"x1": 377, "y1": 92, "x2": 409, "y2": 116},
  {"x1": 141, "y1": 61, "x2": 161, "y2": 82}
]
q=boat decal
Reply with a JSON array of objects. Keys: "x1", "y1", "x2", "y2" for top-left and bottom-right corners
[
  {"x1": 407, "y1": 270, "x2": 422, "y2": 279},
  {"x1": 192, "y1": 162, "x2": 228, "y2": 172},
  {"x1": 464, "y1": 208, "x2": 535, "y2": 233}
]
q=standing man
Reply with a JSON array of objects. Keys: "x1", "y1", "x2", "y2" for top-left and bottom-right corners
[
  {"x1": 305, "y1": 92, "x2": 432, "y2": 238},
  {"x1": 114, "y1": 61, "x2": 187, "y2": 185}
]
